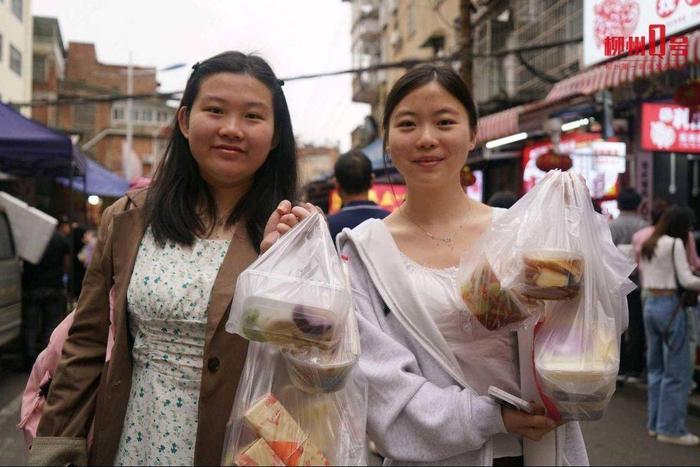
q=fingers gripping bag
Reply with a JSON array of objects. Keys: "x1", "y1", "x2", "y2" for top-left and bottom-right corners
[
  {"x1": 220, "y1": 316, "x2": 368, "y2": 466},
  {"x1": 226, "y1": 211, "x2": 352, "y2": 350},
  {"x1": 528, "y1": 172, "x2": 636, "y2": 422}
]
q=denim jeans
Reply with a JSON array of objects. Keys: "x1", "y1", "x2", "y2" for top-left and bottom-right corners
[{"x1": 644, "y1": 294, "x2": 691, "y2": 437}]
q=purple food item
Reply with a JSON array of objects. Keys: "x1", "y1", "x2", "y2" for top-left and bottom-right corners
[{"x1": 292, "y1": 305, "x2": 333, "y2": 336}]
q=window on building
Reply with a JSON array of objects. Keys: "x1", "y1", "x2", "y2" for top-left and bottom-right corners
[
  {"x1": 74, "y1": 103, "x2": 96, "y2": 128},
  {"x1": 143, "y1": 109, "x2": 153, "y2": 122},
  {"x1": 33, "y1": 56, "x2": 46, "y2": 83},
  {"x1": 112, "y1": 107, "x2": 124, "y2": 121},
  {"x1": 10, "y1": 45, "x2": 21, "y2": 76},
  {"x1": 407, "y1": 0, "x2": 417, "y2": 39},
  {"x1": 11, "y1": 0, "x2": 22, "y2": 21}
]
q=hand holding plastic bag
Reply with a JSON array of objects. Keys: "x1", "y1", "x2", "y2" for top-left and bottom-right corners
[{"x1": 226, "y1": 212, "x2": 352, "y2": 350}]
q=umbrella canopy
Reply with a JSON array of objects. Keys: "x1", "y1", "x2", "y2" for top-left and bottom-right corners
[
  {"x1": 57, "y1": 157, "x2": 129, "y2": 198},
  {"x1": 0, "y1": 102, "x2": 73, "y2": 176}
]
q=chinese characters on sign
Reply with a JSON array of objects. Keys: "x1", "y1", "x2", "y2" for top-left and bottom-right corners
[
  {"x1": 603, "y1": 24, "x2": 689, "y2": 58},
  {"x1": 641, "y1": 103, "x2": 700, "y2": 154}
]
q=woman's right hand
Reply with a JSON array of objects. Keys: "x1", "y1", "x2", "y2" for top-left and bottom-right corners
[
  {"x1": 260, "y1": 201, "x2": 319, "y2": 254},
  {"x1": 502, "y1": 403, "x2": 558, "y2": 441}
]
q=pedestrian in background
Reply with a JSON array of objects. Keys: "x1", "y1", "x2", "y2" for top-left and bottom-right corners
[
  {"x1": 326, "y1": 149, "x2": 389, "y2": 241},
  {"x1": 608, "y1": 188, "x2": 648, "y2": 384},
  {"x1": 29, "y1": 51, "x2": 304, "y2": 466},
  {"x1": 21, "y1": 228, "x2": 70, "y2": 369},
  {"x1": 639, "y1": 206, "x2": 700, "y2": 446}
]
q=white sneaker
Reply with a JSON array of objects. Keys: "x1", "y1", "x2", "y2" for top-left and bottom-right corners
[
  {"x1": 656, "y1": 433, "x2": 700, "y2": 446},
  {"x1": 648, "y1": 430, "x2": 657, "y2": 437}
]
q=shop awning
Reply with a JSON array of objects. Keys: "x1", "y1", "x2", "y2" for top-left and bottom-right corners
[
  {"x1": 0, "y1": 102, "x2": 73, "y2": 176},
  {"x1": 546, "y1": 29, "x2": 700, "y2": 103},
  {"x1": 476, "y1": 106, "x2": 522, "y2": 145},
  {"x1": 57, "y1": 157, "x2": 129, "y2": 198}
]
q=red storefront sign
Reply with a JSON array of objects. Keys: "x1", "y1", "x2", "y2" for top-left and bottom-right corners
[
  {"x1": 328, "y1": 183, "x2": 407, "y2": 214},
  {"x1": 641, "y1": 102, "x2": 700, "y2": 153}
]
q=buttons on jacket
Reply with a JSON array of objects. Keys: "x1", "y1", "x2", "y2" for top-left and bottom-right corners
[{"x1": 207, "y1": 357, "x2": 220, "y2": 372}]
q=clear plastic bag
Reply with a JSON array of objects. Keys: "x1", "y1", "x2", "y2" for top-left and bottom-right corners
[
  {"x1": 525, "y1": 172, "x2": 635, "y2": 421},
  {"x1": 281, "y1": 304, "x2": 360, "y2": 394},
  {"x1": 226, "y1": 212, "x2": 352, "y2": 350},
  {"x1": 458, "y1": 171, "x2": 635, "y2": 420},
  {"x1": 220, "y1": 334, "x2": 368, "y2": 466}
]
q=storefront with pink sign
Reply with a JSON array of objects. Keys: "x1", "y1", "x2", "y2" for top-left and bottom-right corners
[{"x1": 639, "y1": 102, "x2": 700, "y2": 221}]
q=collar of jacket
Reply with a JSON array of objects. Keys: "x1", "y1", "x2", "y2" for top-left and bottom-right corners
[{"x1": 111, "y1": 187, "x2": 258, "y2": 348}]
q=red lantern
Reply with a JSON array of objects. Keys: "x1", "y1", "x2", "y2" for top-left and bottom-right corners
[
  {"x1": 536, "y1": 151, "x2": 573, "y2": 172},
  {"x1": 461, "y1": 165, "x2": 476, "y2": 187},
  {"x1": 674, "y1": 79, "x2": 700, "y2": 124}
]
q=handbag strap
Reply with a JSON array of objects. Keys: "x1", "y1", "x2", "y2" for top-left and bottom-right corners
[{"x1": 663, "y1": 239, "x2": 685, "y2": 350}]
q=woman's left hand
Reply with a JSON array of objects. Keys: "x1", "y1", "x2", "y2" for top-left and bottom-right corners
[{"x1": 260, "y1": 201, "x2": 319, "y2": 253}]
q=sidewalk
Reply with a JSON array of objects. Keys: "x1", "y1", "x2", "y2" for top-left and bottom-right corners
[{"x1": 623, "y1": 378, "x2": 700, "y2": 417}]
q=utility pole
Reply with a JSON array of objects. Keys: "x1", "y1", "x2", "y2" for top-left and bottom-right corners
[
  {"x1": 458, "y1": 0, "x2": 473, "y2": 90},
  {"x1": 125, "y1": 51, "x2": 134, "y2": 179}
]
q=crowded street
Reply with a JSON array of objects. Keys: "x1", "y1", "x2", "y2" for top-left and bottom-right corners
[
  {"x1": 1, "y1": 356, "x2": 700, "y2": 465},
  {"x1": 3, "y1": 0, "x2": 700, "y2": 465}
]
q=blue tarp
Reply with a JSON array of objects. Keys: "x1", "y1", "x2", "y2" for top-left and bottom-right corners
[
  {"x1": 57, "y1": 157, "x2": 129, "y2": 198},
  {"x1": 0, "y1": 102, "x2": 73, "y2": 176},
  {"x1": 360, "y1": 138, "x2": 395, "y2": 171}
]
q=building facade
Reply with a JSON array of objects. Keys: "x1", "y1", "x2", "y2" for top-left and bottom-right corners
[
  {"x1": 0, "y1": 0, "x2": 33, "y2": 116},
  {"x1": 31, "y1": 16, "x2": 64, "y2": 128},
  {"x1": 33, "y1": 41, "x2": 175, "y2": 177}
]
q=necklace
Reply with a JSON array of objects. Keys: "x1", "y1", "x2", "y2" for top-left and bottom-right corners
[{"x1": 401, "y1": 204, "x2": 470, "y2": 249}]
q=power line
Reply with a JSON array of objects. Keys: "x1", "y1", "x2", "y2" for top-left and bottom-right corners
[{"x1": 10, "y1": 37, "x2": 582, "y2": 108}]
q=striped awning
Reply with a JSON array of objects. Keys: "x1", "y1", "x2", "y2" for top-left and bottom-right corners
[
  {"x1": 476, "y1": 105, "x2": 522, "y2": 145},
  {"x1": 546, "y1": 29, "x2": 700, "y2": 102},
  {"x1": 475, "y1": 29, "x2": 700, "y2": 146}
]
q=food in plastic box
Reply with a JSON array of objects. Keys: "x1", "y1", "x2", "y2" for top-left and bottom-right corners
[
  {"x1": 234, "y1": 438, "x2": 285, "y2": 466},
  {"x1": 242, "y1": 393, "x2": 330, "y2": 466},
  {"x1": 460, "y1": 261, "x2": 528, "y2": 331},
  {"x1": 241, "y1": 297, "x2": 337, "y2": 350},
  {"x1": 522, "y1": 249, "x2": 584, "y2": 300},
  {"x1": 281, "y1": 311, "x2": 360, "y2": 394},
  {"x1": 536, "y1": 330, "x2": 617, "y2": 421}
]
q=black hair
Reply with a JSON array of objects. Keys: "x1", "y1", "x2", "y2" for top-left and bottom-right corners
[
  {"x1": 381, "y1": 64, "x2": 479, "y2": 157},
  {"x1": 334, "y1": 149, "x2": 373, "y2": 195},
  {"x1": 641, "y1": 205, "x2": 692, "y2": 261},
  {"x1": 144, "y1": 51, "x2": 297, "y2": 252},
  {"x1": 651, "y1": 198, "x2": 670, "y2": 225},
  {"x1": 487, "y1": 190, "x2": 517, "y2": 209},
  {"x1": 617, "y1": 187, "x2": 642, "y2": 211}
]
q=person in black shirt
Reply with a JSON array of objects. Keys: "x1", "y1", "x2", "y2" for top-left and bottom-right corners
[
  {"x1": 327, "y1": 150, "x2": 390, "y2": 241},
  {"x1": 22, "y1": 229, "x2": 70, "y2": 367}
]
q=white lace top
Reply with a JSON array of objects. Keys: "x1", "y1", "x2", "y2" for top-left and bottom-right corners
[{"x1": 400, "y1": 251, "x2": 522, "y2": 458}]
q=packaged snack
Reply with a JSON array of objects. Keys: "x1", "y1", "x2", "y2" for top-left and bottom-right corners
[
  {"x1": 459, "y1": 260, "x2": 529, "y2": 331},
  {"x1": 222, "y1": 342, "x2": 367, "y2": 466},
  {"x1": 535, "y1": 312, "x2": 619, "y2": 421},
  {"x1": 227, "y1": 212, "x2": 352, "y2": 349},
  {"x1": 522, "y1": 249, "x2": 584, "y2": 300},
  {"x1": 233, "y1": 438, "x2": 285, "y2": 466},
  {"x1": 281, "y1": 308, "x2": 360, "y2": 393},
  {"x1": 241, "y1": 297, "x2": 337, "y2": 350},
  {"x1": 243, "y1": 394, "x2": 329, "y2": 466}
]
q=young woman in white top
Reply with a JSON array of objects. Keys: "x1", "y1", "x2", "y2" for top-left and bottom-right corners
[
  {"x1": 333, "y1": 65, "x2": 588, "y2": 466},
  {"x1": 639, "y1": 205, "x2": 700, "y2": 447}
]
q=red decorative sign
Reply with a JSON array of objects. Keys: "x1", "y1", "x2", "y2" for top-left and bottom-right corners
[
  {"x1": 328, "y1": 183, "x2": 407, "y2": 214},
  {"x1": 641, "y1": 102, "x2": 700, "y2": 153}
]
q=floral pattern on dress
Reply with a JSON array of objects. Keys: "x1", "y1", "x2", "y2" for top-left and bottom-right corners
[{"x1": 114, "y1": 229, "x2": 230, "y2": 466}]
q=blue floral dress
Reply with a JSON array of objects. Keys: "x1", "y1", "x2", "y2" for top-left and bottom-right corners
[{"x1": 113, "y1": 229, "x2": 230, "y2": 466}]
